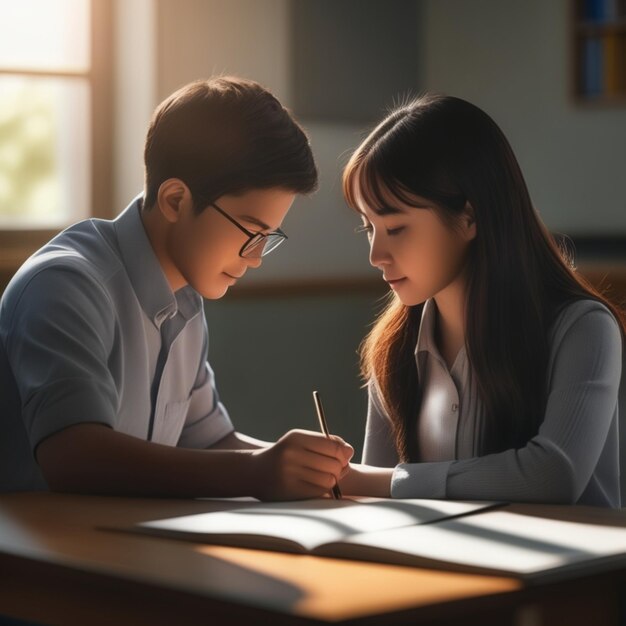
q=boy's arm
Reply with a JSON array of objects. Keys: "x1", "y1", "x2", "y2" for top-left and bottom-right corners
[
  {"x1": 36, "y1": 423, "x2": 353, "y2": 500},
  {"x1": 209, "y1": 431, "x2": 270, "y2": 450}
]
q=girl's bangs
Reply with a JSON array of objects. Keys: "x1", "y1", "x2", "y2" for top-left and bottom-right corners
[{"x1": 345, "y1": 150, "x2": 422, "y2": 215}]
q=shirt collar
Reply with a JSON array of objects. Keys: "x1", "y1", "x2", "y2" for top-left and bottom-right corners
[
  {"x1": 414, "y1": 298, "x2": 466, "y2": 377},
  {"x1": 114, "y1": 194, "x2": 202, "y2": 329},
  {"x1": 415, "y1": 299, "x2": 439, "y2": 358}
]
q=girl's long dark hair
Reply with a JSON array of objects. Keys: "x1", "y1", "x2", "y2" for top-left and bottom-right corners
[{"x1": 343, "y1": 95, "x2": 625, "y2": 463}]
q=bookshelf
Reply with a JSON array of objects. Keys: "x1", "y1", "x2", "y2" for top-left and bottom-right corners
[{"x1": 573, "y1": 0, "x2": 626, "y2": 104}]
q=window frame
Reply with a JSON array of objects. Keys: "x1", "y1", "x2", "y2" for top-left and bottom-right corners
[{"x1": 0, "y1": 0, "x2": 113, "y2": 290}]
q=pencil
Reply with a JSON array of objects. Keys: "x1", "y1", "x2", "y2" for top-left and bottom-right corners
[{"x1": 312, "y1": 390, "x2": 342, "y2": 499}]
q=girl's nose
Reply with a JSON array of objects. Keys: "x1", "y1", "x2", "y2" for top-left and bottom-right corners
[{"x1": 369, "y1": 232, "x2": 392, "y2": 268}]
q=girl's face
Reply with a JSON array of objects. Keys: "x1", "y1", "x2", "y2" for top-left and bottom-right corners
[
  {"x1": 161, "y1": 186, "x2": 295, "y2": 299},
  {"x1": 355, "y1": 188, "x2": 476, "y2": 306}
]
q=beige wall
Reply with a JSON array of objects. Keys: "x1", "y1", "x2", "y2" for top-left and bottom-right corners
[
  {"x1": 113, "y1": 0, "x2": 157, "y2": 211},
  {"x1": 156, "y1": 0, "x2": 291, "y2": 103}
]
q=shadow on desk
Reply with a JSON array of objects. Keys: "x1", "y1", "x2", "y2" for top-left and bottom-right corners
[
  {"x1": 0, "y1": 617, "x2": 42, "y2": 626},
  {"x1": 0, "y1": 494, "x2": 310, "y2": 626}
]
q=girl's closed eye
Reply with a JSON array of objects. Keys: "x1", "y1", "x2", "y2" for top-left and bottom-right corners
[{"x1": 354, "y1": 224, "x2": 406, "y2": 237}]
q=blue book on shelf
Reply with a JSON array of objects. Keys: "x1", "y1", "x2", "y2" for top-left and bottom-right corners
[
  {"x1": 583, "y1": 37, "x2": 604, "y2": 95},
  {"x1": 584, "y1": 0, "x2": 617, "y2": 21}
]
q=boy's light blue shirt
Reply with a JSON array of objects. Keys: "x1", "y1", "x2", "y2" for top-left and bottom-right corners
[{"x1": 0, "y1": 196, "x2": 235, "y2": 491}]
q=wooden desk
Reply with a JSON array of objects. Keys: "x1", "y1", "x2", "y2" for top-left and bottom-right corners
[{"x1": 0, "y1": 493, "x2": 623, "y2": 626}]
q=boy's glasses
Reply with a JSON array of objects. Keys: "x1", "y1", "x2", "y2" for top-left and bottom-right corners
[{"x1": 210, "y1": 202, "x2": 287, "y2": 258}]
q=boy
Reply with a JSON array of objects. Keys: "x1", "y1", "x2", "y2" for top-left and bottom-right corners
[{"x1": 0, "y1": 77, "x2": 353, "y2": 498}]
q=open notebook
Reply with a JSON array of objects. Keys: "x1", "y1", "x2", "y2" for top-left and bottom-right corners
[
  {"x1": 327, "y1": 507, "x2": 626, "y2": 582},
  {"x1": 125, "y1": 498, "x2": 626, "y2": 583},
  {"x1": 130, "y1": 497, "x2": 496, "y2": 553}
]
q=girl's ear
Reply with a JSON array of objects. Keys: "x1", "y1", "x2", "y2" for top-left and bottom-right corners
[
  {"x1": 461, "y1": 201, "x2": 477, "y2": 242},
  {"x1": 157, "y1": 179, "x2": 193, "y2": 224}
]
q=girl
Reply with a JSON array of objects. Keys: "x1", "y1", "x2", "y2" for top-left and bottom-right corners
[{"x1": 340, "y1": 94, "x2": 624, "y2": 506}]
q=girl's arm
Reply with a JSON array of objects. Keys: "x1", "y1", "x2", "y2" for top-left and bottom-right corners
[
  {"x1": 339, "y1": 379, "x2": 397, "y2": 496},
  {"x1": 346, "y1": 301, "x2": 622, "y2": 505},
  {"x1": 340, "y1": 463, "x2": 393, "y2": 497},
  {"x1": 361, "y1": 379, "x2": 400, "y2": 467}
]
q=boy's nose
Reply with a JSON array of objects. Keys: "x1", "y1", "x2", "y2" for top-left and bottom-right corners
[{"x1": 246, "y1": 256, "x2": 263, "y2": 269}]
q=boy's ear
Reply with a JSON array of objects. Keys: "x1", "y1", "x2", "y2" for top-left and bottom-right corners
[
  {"x1": 462, "y1": 201, "x2": 477, "y2": 241},
  {"x1": 157, "y1": 179, "x2": 193, "y2": 223}
]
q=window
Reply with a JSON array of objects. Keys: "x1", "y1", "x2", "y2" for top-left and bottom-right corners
[{"x1": 0, "y1": 0, "x2": 112, "y2": 287}]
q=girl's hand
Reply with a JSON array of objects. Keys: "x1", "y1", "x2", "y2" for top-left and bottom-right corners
[
  {"x1": 250, "y1": 429, "x2": 353, "y2": 501},
  {"x1": 338, "y1": 463, "x2": 394, "y2": 498}
]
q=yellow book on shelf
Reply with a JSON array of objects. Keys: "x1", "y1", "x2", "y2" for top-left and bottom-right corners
[
  {"x1": 621, "y1": 34, "x2": 626, "y2": 93},
  {"x1": 603, "y1": 32, "x2": 619, "y2": 95}
]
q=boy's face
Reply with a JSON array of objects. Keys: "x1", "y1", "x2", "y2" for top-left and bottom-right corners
[{"x1": 160, "y1": 187, "x2": 295, "y2": 298}]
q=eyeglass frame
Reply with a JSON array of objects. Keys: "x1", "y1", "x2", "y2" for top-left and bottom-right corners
[{"x1": 210, "y1": 201, "x2": 288, "y2": 258}]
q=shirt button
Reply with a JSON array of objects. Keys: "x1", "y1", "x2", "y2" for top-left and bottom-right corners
[{"x1": 451, "y1": 403, "x2": 458, "y2": 412}]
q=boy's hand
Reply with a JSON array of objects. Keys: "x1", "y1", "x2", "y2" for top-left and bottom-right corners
[{"x1": 250, "y1": 429, "x2": 353, "y2": 501}]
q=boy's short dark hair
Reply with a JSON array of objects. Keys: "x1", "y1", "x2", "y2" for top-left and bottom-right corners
[{"x1": 143, "y1": 76, "x2": 318, "y2": 211}]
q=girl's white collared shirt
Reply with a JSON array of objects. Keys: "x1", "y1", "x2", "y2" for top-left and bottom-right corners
[{"x1": 415, "y1": 299, "x2": 484, "y2": 463}]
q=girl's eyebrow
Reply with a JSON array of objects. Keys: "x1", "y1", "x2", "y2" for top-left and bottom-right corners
[
  {"x1": 374, "y1": 205, "x2": 406, "y2": 216},
  {"x1": 356, "y1": 205, "x2": 406, "y2": 217}
]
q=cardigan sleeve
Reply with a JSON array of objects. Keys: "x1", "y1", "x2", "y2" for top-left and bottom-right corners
[{"x1": 362, "y1": 379, "x2": 399, "y2": 467}]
